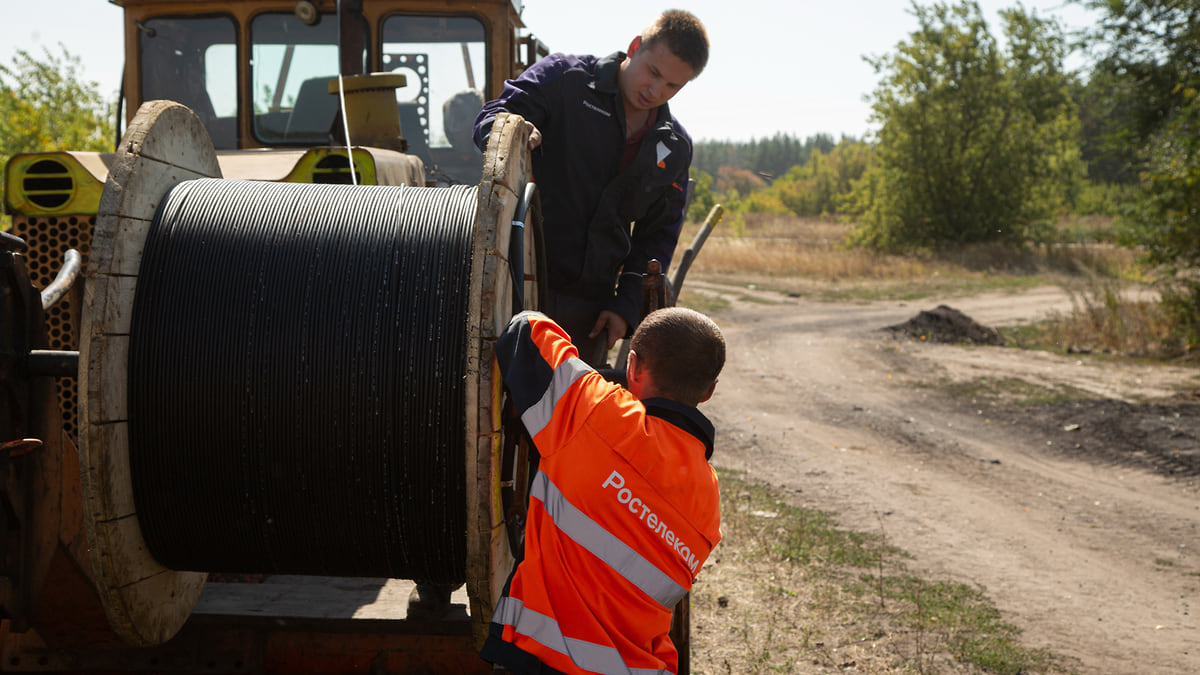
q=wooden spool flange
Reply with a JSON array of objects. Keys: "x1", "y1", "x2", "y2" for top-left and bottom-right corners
[
  {"x1": 78, "y1": 100, "x2": 218, "y2": 646},
  {"x1": 465, "y1": 112, "x2": 543, "y2": 646}
]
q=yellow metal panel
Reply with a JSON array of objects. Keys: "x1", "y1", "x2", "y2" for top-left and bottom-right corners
[
  {"x1": 4, "y1": 153, "x2": 107, "y2": 216},
  {"x1": 283, "y1": 148, "x2": 379, "y2": 184}
]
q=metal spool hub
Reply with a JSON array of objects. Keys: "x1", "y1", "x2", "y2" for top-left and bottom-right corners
[{"x1": 78, "y1": 101, "x2": 541, "y2": 647}]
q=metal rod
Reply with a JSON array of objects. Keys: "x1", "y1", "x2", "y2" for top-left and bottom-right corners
[
  {"x1": 40, "y1": 249, "x2": 82, "y2": 310},
  {"x1": 27, "y1": 350, "x2": 79, "y2": 378},
  {"x1": 1, "y1": 230, "x2": 27, "y2": 253}
]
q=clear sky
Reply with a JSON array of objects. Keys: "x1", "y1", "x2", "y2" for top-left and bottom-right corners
[{"x1": 3, "y1": 0, "x2": 1099, "y2": 143}]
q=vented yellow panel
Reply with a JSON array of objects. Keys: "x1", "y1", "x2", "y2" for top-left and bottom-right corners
[
  {"x1": 4, "y1": 153, "x2": 105, "y2": 216},
  {"x1": 284, "y1": 148, "x2": 378, "y2": 184}
]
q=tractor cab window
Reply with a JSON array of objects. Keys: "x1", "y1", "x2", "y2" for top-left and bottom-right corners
[
  {"x1": 382, "y1": 15, "x2": 486, "y2": 185},
  {"x1": 139, "y1": 15, "x2": 237, "y2": 149},
  {"x1": 251, "y1": 12, "x2": 367, "y2": 145}
]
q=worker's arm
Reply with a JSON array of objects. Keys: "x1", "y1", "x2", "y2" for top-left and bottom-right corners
[
  {"x1": 495, "y1": 311, "x2": 611, "y2": 454},
  {"x1": 473, "y1": 53, "x2": 569, "y2": 152}
]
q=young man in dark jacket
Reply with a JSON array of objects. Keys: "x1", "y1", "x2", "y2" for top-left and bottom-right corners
[
  {"x1": 473, "y1": 10, "x2": 710, "y2": 365},
  {"x1": 411, "y1": 10, "x2": 711, "y2": 623},
  {"x1": 482, "y1": 307, "x2": 724, "y2": 675}
]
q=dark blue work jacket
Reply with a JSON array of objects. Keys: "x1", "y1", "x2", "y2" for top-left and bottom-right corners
[{"x1": 473, "y1": 51, "x2": 693, "y2": 332}]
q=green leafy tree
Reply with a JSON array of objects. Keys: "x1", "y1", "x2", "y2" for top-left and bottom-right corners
[
  {"x1": 772, "y1": 140, "x2": 873, "y2": 217},
  {"x1": 1080, "y1": 0, "x2": 1200, "y2": 345},
  {"x1": 847, "y1": 1, "x2": 1082, "y2": 252},
  {"x1": 1076, "y1": 0, "x2": 1197, "y2": 164},
  {"x1": 1, "y1": 45, "x2": 114, "y2": 226},
  {"x1": 686, "y1": 169, "x2": 718, "y2": 223},
  {"x1": 1072, "y1": 71, "x2": 1141, "y2": 185},
  {"x1": 1129, "y1": 87, "x2": 1200, "y2": 271}
]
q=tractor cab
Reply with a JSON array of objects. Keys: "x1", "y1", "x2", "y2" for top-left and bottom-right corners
[{"x1": 116, "y1": 0, "x2": 546, "y2": 186}]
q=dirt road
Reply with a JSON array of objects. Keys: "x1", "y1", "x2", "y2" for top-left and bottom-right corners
[{"x1": 687, "y1": 280, "x2": 1200, "y2": 674}]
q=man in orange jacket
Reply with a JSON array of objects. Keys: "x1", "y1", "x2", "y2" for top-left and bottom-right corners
[{"x1": 481, "y1": 307, "x2": 725, "y2": 675}]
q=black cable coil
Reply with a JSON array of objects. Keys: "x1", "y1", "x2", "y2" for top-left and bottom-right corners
[{"x1": 128, "y1": 178, "x2": 476, "y2": 582}]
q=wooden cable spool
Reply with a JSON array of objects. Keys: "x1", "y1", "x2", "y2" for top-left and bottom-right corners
[{"x1": 78, "y1": 101, "x2": 541, "y2": 647}]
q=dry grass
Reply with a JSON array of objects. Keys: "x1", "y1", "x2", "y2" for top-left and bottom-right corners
[
  {"x1": 1003, "y1": 278, "x2": 1193, "y2": 361},
  {"x1": 690, "y1": 472, "x2": 1060, "y2": 674},
  {"x1": 683, "y1": 215, "x2": 924, "y2": 282},
  {"x1": 678, "y1": 214, "x2": 1143, "y2": 307},
  {"x1": 682, "y1": 214, "x2": 1139, "y2": 291}
]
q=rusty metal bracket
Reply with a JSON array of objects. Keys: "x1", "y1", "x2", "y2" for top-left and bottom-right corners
[{"x1": 641, "y1": 259, "x2": 668, "y2": 318}]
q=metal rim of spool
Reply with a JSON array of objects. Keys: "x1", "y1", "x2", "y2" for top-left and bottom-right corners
[
  {"x1": 79, "y1": 100, "x2": 218, "y2": 646},
  {"x1": 465, "y1": 111, "x2": 544, "y2": 646}
]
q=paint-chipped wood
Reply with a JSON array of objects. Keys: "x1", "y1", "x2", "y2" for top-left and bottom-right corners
[
  {"x1": 79, "y1": 100, "x2": 217, "y2": 647},
  {"x1": 464, "y1": 112, "x2": 542, "y2": 648}
]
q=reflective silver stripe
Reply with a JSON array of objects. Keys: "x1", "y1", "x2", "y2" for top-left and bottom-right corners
[
  {"x1": 532, "y1": 472, "x2": 688, "y2": 608},
  {"x1": 521, "y1": 355, "x2": 591, "y2": 438},
  {"x1": 494, "y1": 597, "x2": 668, "y2": 675},
  {"x1": 494, "y1": 596, "x2": 570, "y2": 657}
]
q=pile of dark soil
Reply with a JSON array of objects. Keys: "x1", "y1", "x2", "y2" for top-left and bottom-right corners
[{"x1": 885, "y1": 304, "x2": 1004, "y2": 345}]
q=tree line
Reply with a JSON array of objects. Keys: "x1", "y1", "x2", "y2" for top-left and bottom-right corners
[{"x1": 692, "y1": 133, "x2": 841, "y2": 183}]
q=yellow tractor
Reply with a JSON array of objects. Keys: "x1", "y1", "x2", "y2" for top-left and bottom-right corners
[
  {"x1": 2, "y1": 1, "x2": 718, "y2": 671},
  {"x1": 2, "y1": 0, "x2": 555, "y2": 672}
]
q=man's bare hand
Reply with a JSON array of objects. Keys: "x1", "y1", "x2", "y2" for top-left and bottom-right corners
[
  {"x1": 589, "y1": 311, "x2": 629, "y2": 351},
  {"x1": 525, "y1": 121, "x2": 542, "y2": 150}
]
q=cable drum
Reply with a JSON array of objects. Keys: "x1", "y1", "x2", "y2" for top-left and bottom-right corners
[{"x1": 128, "y1": 178, "x2": 476, "y2": 582}]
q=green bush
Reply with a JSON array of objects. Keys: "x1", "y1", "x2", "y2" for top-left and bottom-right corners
[{"x1": 847, "y1": 2, "x2": 1083, "y2": 252}]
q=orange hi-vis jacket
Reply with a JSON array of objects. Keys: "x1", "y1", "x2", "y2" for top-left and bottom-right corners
[{"x1": 480, "y1": 312, "x2": 721, "y2": 675}]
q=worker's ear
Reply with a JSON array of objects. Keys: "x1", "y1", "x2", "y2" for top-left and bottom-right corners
[
  {"x1": 626, "y1": 350, "x2": 641, "y2": 383},
  {"x1": 627, "y1": 35, "x2": 641, "y2": 57},
  {"x1": 697, "y1": 379, "x2": 717, "y2": 405},
  {"x1": 626, "y1": 350, "x2": 648, "y2": 396}
]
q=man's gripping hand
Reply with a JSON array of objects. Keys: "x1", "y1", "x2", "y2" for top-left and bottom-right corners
[
  {"x1": 589, "y1": 310, "x2": 629, "y2": 351},
  {"x1": 524, "y1": 121, "x2": 542, "y2": 150}
]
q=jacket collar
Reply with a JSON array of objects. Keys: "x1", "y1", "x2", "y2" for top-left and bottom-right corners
[
  {"x1": 643, "y1": 398, "x2": 716, "y2": 461},
  {"x1": 592, "y1": 51, "x2": 624, "y2": 94}
]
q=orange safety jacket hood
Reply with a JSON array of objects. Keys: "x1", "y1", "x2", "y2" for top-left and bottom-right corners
[{"x1": 481, "y1": 312, "x2": 721, "y2": 675}]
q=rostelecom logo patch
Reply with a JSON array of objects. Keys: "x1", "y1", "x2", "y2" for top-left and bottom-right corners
[{"x1": 656, "y1": 141, "x2": 671, "y2": 168}]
